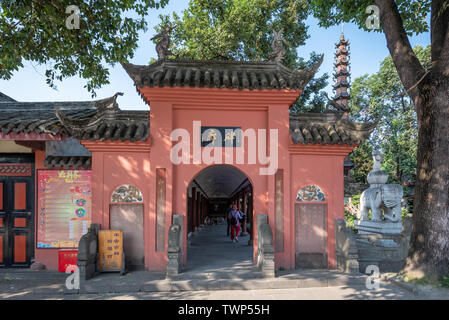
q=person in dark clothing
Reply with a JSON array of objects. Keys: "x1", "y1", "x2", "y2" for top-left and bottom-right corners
[{"x1": 226, "y1": 204, "x2": 233, "y2": 236}]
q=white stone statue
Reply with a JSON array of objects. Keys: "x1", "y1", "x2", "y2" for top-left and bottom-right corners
[{"x1": 355, "y1": 149, "x2": 403, "y2": 234}]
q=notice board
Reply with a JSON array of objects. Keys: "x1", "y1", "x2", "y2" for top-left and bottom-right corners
[
  {"x1": 37, "y1": 170, "x2": 92, "y2": 248},
  {"x1": 98, "y1": 230, "x2": 124, "y2": 273}
]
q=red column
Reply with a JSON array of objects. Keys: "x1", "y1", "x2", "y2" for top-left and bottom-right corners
[
  {"x1": 248, "y1": 190, "x2": 253, "y2": 246},
  {"x1": 241, "y1": 190, "x2": 248, "y2": 236},
  {"x1": 192, "y1": 187, "x2": 197, "y2": 232},
  {"x1": 197, "y1": 191, "x2": 201, "y2": 230}
]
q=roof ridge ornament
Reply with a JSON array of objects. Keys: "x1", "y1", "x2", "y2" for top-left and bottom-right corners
[
  {"x1": 268, "y1": 27, "x2": 290, "y2": 64},
  {"x1": 324, "y1": 92, "x2": 351, "y2": 114},
  {"x1": 151, "y1": 26, "x2": 175, "y2": 60},
  {"x1": 55, "y1": 93, "x2": 124, "y2": 133}
]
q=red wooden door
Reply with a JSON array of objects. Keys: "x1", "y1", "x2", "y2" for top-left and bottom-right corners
[{"x1": 0, "y1": 177, "x2": 34, "y2": 267}]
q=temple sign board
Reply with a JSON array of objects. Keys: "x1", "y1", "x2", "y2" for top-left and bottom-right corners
[
  {"x1": 37, "y1": 170, "x2": 92, "y2": 248},
  {"x1": 98, "y1": 230, "x2": 125, "y2": 274}
]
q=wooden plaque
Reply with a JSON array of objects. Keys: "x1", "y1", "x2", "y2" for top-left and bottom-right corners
[{"x1": 98, "y1": 230, "x2": 124, "y2": 273}]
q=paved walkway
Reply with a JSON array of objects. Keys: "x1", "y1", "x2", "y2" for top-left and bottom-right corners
[{"x1": 180, "y1": 223, "x2": 259, "y2": 280}]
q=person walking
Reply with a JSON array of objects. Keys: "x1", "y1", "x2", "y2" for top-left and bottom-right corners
[
  {"x1": 229, "y1": 204, "x2": 243, "y2": 243},
  {"x1": 226, "y1": 204, "x2": 233, "y2": 236}
]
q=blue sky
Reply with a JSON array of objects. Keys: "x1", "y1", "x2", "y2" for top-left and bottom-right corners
[{"x1": 0, "y1": 1, "x2": 430, "y2": 110}]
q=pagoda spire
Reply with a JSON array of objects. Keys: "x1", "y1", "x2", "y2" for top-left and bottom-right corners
[{"x1": 333, "y1": 31, "x2": 351, "y2": 108}]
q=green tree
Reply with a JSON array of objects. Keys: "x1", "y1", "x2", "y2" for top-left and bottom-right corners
[
  {"x1": 0, "y1": 0, "x2": 168, "y2": 95},
  {"x1": 350, "y1": 46, "x2": 430, "y2": 185},
  {"x1": 310, "y1": 0, "x2": 449, "y2": 278},
  {"x1": 349, "y1": 140, "x2": 373, "y2": 184},
  {"x1": 155, "y1": 0, "x2": 329, "y2": 112}
]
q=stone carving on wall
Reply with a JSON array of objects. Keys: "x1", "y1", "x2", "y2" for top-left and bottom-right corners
[
  {"x1": 355, "y1": 150, "x2": 403, "y2": 234},
  {"x1": 111, "y1": 185, "x2": 143, "y2": 203},
  {"x1": 297, "y1": 185, "x2": 326, "y2": 202}
]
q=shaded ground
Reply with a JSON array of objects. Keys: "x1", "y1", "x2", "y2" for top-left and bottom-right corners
[
  {"x1": 1, "y1": 280, "x2": 448, "y2": 300},
  {"x1": 0, "y1": 224, "x2": 448, "y2": 300},
  {"x1": 180, "y1": 224, "x2": 259, "y2": 280}
]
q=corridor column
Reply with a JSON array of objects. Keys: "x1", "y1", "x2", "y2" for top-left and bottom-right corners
[
  {"x1": 192, "y1": 187, "x2": 197, "y2": 232},
  {"x1": 241, "y1": 190, "x2": 248, "y2": 236}
]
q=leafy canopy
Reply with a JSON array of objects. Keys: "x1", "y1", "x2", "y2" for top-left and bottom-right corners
[
  {"x1": 349, "y1": 45, "x2": 430, "y2": 184},
  {"x1": 0, "y1": 0, "x2": 168, "y2": 95},
  {"x1": 155, "y1": 0, "x2": 329, "y2": 112},
  {"x1": 309, "y1": 0, "x2": 430, "y2": 36}
]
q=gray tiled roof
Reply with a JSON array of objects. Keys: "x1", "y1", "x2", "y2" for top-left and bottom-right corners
[
  {"x1": 55, "y1": 93, "x2": 149, "y2": 142},
  {"x1": 44, "y1": 156, "x2": 91, "y2": 169},
  {"x1": 289, "y1": 113, "x2": 377, "y2": 146},
  {"x1": 0, "y1": 94, "x2": 149, "y2": 142},
  {"x1": 0, "y1": 92, "x2": 16, "y2": 103},
  {"x1": 0, "y1": 100, "x2": 97, "y2": 136},
  {"x1": 122, "y1": 57, "x2": 323, "y2": 91}
]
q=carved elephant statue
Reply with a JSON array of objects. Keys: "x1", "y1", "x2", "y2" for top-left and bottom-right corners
[{"x1": 358, "y1": 184, "x2": 403, "y2": 222}]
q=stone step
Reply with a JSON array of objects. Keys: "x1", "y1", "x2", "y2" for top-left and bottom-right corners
[{"x1": 74, "y1": 272, "x2": 368, "y2": 294}]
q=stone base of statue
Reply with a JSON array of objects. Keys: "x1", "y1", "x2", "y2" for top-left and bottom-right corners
[
  {"x1": 355, "y1": 218, "x2": 412, "y2": 273},
  {"x1": 355, "y1": 220, "x2": 403, "y2": 235},
  {"x1": 335, "y1": 218, "x2": 412, "y2": 274}
]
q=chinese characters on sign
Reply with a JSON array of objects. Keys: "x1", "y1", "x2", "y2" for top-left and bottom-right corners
[
  {"x1": 37, "y1": 170, "x2": 92, "y2": 248},
  {"x1": 98, "y1": 230, "x2": 124, "y2": 272},
  {"x1": 201, "y1": 126, "x2": 242, "y2": 147}
]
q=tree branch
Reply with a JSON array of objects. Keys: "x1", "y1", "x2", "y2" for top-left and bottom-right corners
[{"x1": 374, "y1": 0, "x2": 425, "y2": 101}]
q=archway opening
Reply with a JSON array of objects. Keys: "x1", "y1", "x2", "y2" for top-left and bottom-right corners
[{"x1": 185, "y1": 165, "x2": 254, "y2": 274}]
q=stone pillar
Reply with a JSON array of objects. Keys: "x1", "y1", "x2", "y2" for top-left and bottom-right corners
[
  {"x1": 256, "y1": 215, "x2": 275, "y2": 277},
  {"x1": 166, "y1": 214, "x2": 183, "y2": 278}
]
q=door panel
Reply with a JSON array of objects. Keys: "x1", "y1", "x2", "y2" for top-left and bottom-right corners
[
  {"x1": 0, "y1": 177, "x2": 34, "y2": 267},
  {"x1": 0, "y1": 183, "x2": 3, "y2": 210},
  {"x1": 0, "y1": 235, "x2": 3, "y2": 264},
  {"x1": 14, "y1": 183, "x2": 27, "y2": 210},
  {"x1": 14, "y1": 235, "x2": 27, "y2": 263},
  {"x1": 295, "y1": 203, "x2": 328, "y2": 268}
]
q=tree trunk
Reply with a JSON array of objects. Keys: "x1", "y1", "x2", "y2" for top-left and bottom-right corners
[{"x1": 407, "y1": 72, "x2": 449, "y2": 278}]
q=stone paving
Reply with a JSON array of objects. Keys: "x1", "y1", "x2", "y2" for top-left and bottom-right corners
[
  {"x1": 1, "y1": 224, "x2": 448, "y2": 299},
  {"x1": 181, "y1": 223, "x2": 259, "y2": 280}
]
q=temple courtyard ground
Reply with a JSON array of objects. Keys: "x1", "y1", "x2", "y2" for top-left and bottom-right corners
[{"x1": 0, "y1": 224, "x2": 448, "y2": 300}]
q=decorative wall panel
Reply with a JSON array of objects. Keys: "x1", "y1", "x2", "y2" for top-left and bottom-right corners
[{"x1": 297, "y1": 185, "x2": 325, "y2": 202}]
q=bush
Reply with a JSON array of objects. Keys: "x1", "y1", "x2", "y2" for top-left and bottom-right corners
[{"x1": 344, "y1": 195, "x2": 360, "y2": 231}]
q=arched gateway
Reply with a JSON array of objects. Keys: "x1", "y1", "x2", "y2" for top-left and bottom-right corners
[{"x1": 0, "y1": 57, "x2": 376, "y2": 272}]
